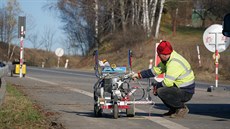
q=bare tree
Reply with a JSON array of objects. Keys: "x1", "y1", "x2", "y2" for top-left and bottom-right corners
[
  {"x1": 27, "y1": 32, "x2": 43, "y2": 49},
  {"x1": 193, "y1": 0, "x2": 230, "y2": 28},
  {"x1": 50, "y1": 0, "x2": 183, "y2": 54},
  {"x1": 41, "y1": 26, "x2": 56, "y2": 52},
  {"x1": 0, "y1": 8, "x2": 6, "y2": 43},
  {"x1": 0, "y1": 0, "x2": 22, "y2": 61}
]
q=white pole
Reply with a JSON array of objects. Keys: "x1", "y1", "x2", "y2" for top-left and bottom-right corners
[
  {"x1": 196, "y1": 45, "x2": 201, "y2": 67},
  {"x1": 214, "y1": 33, "x2": 219, "y2": 88},
  {"x1": 149, "y1": 59, "x2": 153, "y2": 69},
  {"x1": 215, "y1": 50, "x2": 219, "y2": 88},
  {"x1": 148, "y1": 59, "x2": 153, "y2": 101},
  {"x1": 57, "y1": 57, "x2": 60, "y2": 68},
  {"x1": 42, "y1": 62, "x2": 45, "y2": 68},
  {"x1": 209, "y1": 32, "x2": 221, "y2": 88},
  {"x1": 19, "y1": 26, "x2": 24, "y2": 78},
  {"x1": 64, "y1": 59, "x2": 69, "y2": 69}
]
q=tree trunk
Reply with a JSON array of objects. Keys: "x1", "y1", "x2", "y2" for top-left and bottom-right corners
[
  {"x1": 150, "y1": 0, "x2": 158, "y2": 33},
  {"x1": 172, "y1": 8, "x2": 178, "y2": 36},
  {"x1": 145, "y1": 0, "x2": 150, "y2": 37},
  {"x1": 120, "y1": 0, "x2": 127, "y2": 33},
  {"x1": 131, "y1": 0, "x2": 135, "y2": 26},
  {"x1": 155, "y1": 0, "x2": 165, "y2": 38},
  {"x1": 7, "y1": 42, "x2": 11, "y2": 60},
  {"x1": 95, "y1": 0, "x2": 99, "y2": 49},
  {"x1": 143, "y1": 0, "x2": 146, "y2": 31},
  {"x1": 111, "y1": 0, "x2": 115, "y2": 33},
  {"x1": 9, "y1": 45, "x2": 16, "y2": 61}
]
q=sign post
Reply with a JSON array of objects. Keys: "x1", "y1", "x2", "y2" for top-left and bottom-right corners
[
  {"x1": 18, "y1": 16, "x2": 26, "y2": 78},
  {"x1": 203, "y1": 24, "x2": 230, "y2": 88},
  {"x1": 55, "y1": 48, "x2": 64, "y2": 68}
]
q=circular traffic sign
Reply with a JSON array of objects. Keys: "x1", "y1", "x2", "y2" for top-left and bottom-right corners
[
  {"x1": 203, "y1": 24, "x2": 230, "y2": 53},
  {"x1": 55, "y1": 48, "x2": 64, "y2": 57}
]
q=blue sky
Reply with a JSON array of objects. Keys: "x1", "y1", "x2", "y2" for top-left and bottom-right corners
[{"x1": 18, "y1": 0, "x2": 64, "y2": 51}]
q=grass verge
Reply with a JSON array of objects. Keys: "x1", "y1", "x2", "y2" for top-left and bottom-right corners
[{"x1": 0, "y1": 84, "x2": 49, "y2": 129}]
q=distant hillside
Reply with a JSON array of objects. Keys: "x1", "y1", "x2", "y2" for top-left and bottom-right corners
[
  {"x1": 1, "y1": 26, "x2": 230, "y2": 84},
  {"x1": 76, "y1": 26, "x2": 230, "y2": 84}
]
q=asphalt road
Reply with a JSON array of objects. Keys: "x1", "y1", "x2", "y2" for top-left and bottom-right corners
[{"x1": 5, "y1": 67, "x2": 230, "y2": 129}]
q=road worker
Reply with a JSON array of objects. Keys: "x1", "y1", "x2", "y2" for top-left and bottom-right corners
[{"x1": 132, "y1": 41, "x2": 195, "y2": 118}]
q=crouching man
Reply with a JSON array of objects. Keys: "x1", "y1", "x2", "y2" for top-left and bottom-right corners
[{"x1": 132, "y1": 41, "x2": 195, "y2": 118}]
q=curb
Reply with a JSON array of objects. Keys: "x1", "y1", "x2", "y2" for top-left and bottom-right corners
[{"x1": 0, "y1": 78, "x2": 6, "y2": 106}]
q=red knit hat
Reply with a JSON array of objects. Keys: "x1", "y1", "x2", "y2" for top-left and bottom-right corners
[{"x1": 157, "y1": 41, "x2": 173, "y2": 55}]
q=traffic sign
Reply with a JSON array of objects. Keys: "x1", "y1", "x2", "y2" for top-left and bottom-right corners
[
  {"x1": 203, "y1": 24, "x2": 230, "y2": 53},
  {"x1": 55, "y1": 48, "x2": 64, "y2": 57}
]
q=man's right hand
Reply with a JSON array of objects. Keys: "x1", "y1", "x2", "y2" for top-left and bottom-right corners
[
  {"x1": 153, "y1": 85, "x2": 158, "y2": 96},
  {"x1": 151, "y1": 79, "x2": 159, "y2": 96},
  {"x1": 151, "y1": 79, "x2": 158, "y2": 86}
]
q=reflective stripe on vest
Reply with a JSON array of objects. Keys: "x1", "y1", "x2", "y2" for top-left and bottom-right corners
[
  {"x1": 170, "y1": 58, "x2": 191, "y2": 80},
  {"x1": 163, "y1": 58, "x2": 193, "y2": 87},
  {"x1": 163, "y1": 75, "x2": 194, "y2": 87},
  {"x1": 179, "y1": 80, "x2": 195, "y2": 87}
]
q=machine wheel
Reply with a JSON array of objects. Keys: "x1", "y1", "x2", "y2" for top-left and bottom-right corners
[
  {"x1": 126, "y1": 96, "x2": 135, "y2": 117},
  {"x1": 113, "y1": 103, "x2": 119, "y2": 119},
  {"x1": 93, "y1": 91, "x2": 102, "y2": 117},
  {"x1": 94, "y1": 104, "x2": 102, "y2": 117}
]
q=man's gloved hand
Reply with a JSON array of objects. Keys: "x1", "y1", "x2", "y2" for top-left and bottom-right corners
[
  {"x1": 153, "y1": 85, "x2": 158, "y2": 96},
  {"x1": 151, "y1": 79, "x2": 163, "y2": 96},
  {"x1": 151, "y1": 79, "x2": 158, "y2": 86},
  {"x1": 151, "y1": 79, "x2": 163, "y2": 89}
]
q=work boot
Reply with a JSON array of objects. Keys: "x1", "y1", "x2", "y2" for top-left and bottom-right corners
[
  {"x1": 170, "y1": 106, "x2": 189, "y2": 118},
  {"x1": 162, "y1": 109, "x2": 176, "y2": 116}
]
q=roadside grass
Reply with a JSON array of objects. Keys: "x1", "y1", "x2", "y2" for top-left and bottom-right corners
[{"x1": 0, "y1": 84, "x2": 49, "y2": 129}]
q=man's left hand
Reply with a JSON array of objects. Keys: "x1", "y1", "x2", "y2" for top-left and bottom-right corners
[{"x1": 132, "y1": 73, "x2": 141, "y2": 80}]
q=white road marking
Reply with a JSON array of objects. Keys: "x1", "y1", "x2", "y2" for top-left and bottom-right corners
[
  {"x1": 28, "y1": 67, "x2": 95, "y2": 78},
  {"x1": 27, "y1": 76, "x2": 189, "y2": 129},
  {"x1": 26, "y1": 76, "x2": 58, "y2": 85},
  {"x1": 64, "y1": 86, "x2": 94, "y2": 98}
]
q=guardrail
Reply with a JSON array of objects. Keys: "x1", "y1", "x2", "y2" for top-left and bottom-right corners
[{"x1": 0, "y1": 64, "x2": 9, "y2": 106}]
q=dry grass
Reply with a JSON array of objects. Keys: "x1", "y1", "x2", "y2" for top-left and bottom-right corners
[{"x1": 76, "y1": 26, "x2": 230, "y2": 84}]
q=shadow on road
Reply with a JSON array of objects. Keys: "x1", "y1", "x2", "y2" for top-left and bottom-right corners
[
  {"x1": 154, "y1": 103, "x2": 230, "y2": 119},
  {"x1": 60, "y1": 103, "x2": 230, "y2": 120}
]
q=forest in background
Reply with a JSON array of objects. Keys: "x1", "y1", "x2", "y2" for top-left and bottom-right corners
[{"x1": 0, "y1": 0, "x2": 230, "y2": 83}]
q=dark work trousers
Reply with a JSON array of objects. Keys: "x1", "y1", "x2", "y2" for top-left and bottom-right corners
[{"x1": 157, "y1": 86, "x2": 193, "y2": 110}]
